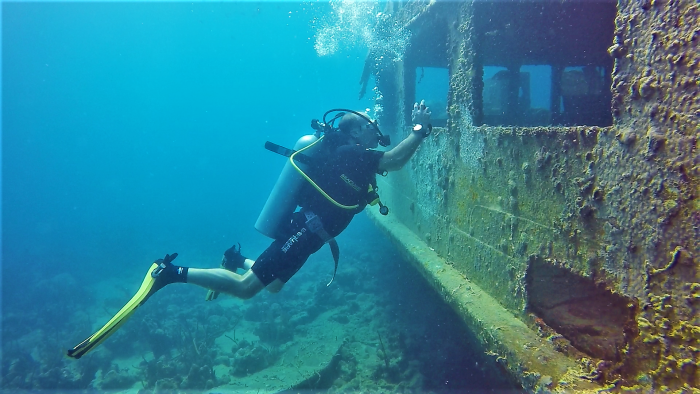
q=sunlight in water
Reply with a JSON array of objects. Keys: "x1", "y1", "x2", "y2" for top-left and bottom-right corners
[{"x1": 313, "y1": 0, "x2": 410, "y2": 62}]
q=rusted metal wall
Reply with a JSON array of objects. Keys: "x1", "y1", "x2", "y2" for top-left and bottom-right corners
[
  {"x1": 371, "y1": 0, "x2": 698, "y2": 391},
  {"x1": 602, "y1": 1, "x2": 699, "y2": 390}
]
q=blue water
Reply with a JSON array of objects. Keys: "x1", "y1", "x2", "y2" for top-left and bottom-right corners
[
  {"x1": 4, "y1": 2, "x2": 374, "y2": 283},
  {"x1": 2, "y1": 3, "x2": 518, "y2": 392}
]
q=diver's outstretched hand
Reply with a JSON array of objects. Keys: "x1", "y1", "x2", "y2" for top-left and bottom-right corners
[{"x1": 412, "y1": 99, "x2": 432, "y2": 126}]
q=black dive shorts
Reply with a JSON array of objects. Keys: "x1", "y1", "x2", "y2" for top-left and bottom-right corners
[{"x1": 251, "y1": 219, "x2": 325, "y2": 286}]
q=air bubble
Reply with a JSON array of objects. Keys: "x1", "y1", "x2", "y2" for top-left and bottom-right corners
[{"x1": 313, "y1": 0, "x2": 410, "y2": 62}]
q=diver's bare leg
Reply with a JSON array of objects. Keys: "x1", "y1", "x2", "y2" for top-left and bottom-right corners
[{"x1": 187, "y1": 268, "x2": 265, "y2": 299}]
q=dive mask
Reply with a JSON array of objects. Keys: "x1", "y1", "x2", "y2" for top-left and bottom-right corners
[{"x1": 319, "y1": 109, "x2": 391, "y2": 147}]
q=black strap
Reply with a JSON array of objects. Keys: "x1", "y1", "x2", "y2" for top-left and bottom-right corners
[
  {"x1": 304, "y1": 210, "x2": 340, "y2": 286},
  {"x1": 264, "y1": 141, "x2": 316, "y2": 166},
  {"x1": 327, "y1": 239, "x2": 340, "y2": 286}
]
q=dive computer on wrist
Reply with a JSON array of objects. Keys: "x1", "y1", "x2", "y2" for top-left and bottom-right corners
[{"x1": 412, "y1": 123, "x2": 432, "y2": 138}]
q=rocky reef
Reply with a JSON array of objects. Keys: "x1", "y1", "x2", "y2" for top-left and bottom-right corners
[{"x1": 1, "y1": 227, "x2": 516, "y2": 393}]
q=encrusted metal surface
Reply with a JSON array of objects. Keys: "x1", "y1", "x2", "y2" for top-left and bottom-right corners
[
  {"x1": 369, "y1": 0, "x2": 698, "y2": 391},
  {"x1": 367, "y1": 208, "x2": 602, "y2": 393}
]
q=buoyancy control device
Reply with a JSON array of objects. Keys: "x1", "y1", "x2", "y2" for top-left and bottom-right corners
[{"x1": 254, "y1": 109, "x2": 390, "y2": 240}]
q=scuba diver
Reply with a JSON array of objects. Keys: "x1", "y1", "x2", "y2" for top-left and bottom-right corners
[{"x1": 67, "y1": 100, "x2": 432, "y2": 359}]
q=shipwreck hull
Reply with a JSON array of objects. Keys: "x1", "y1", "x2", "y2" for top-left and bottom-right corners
[{"x1": 366, "y1": 0, "x2": 699, "y2": 392}]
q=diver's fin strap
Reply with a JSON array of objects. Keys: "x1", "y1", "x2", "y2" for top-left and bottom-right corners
[{"x1": 304, "y1": 210, "x2": 339, "y2": 286}]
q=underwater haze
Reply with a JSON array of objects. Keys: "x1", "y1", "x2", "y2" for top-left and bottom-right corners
[
  {"x1": 2, "y1": 2, "x2": 519, "y2": 393},
  {"x1": 4, "y1": 1, "x2": 376, "y2": 283}
]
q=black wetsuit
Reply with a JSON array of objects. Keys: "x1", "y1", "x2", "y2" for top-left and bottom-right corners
[{"x1": 251, "y1": 143, "x2": 384, "y2": 285}]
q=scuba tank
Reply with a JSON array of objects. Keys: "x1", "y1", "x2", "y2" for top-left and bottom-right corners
[
  {"x1": 255, "y1": 133, "x2": 321, "y2": 239},
  {"x1": 255, "y1": 109, "x2": 391, "y2": 240}
]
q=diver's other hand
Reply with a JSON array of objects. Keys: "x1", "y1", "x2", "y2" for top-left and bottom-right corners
[{"x1": 412, "y1": 99, "x2": 432, "y2": 126}]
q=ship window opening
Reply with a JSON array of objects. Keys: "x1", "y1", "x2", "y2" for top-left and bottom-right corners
[
  {"x1": 482, "y1": 65, "x2": 553, "y2": 127},
  {"x1": 474, "y1": 1, "x2": 615, "y2": 127},
  {"x1": 402, "y1": 11, "x2": 449, "y2": 128},
  {"x1": 415, "y1": 67, "x2": 449, "y2": 127},
  {"x1": 557, "y1": 65, "x2": 611, "y2": 126}
]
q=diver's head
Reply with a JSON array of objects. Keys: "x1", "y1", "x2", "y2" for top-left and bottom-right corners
[
  {"x1": 338, "y1": 113, "x2": 366, "y2": 134},
  {"x1": 339, "y1": 112, "x2": 380, "y2": 149}
]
